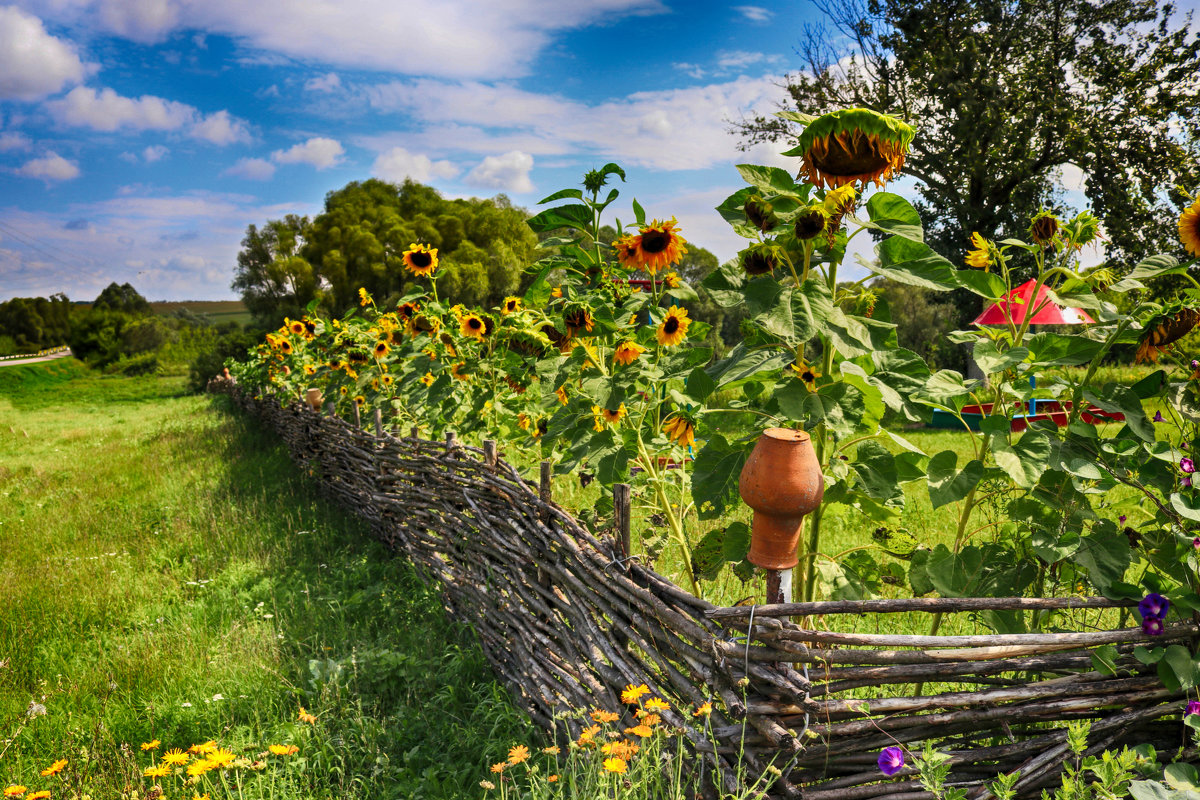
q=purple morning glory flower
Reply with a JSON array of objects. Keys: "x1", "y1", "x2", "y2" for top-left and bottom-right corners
[
  {"x1": 1155, "y1": 411, "x2": 1165, "y2": 423},
  {"x1": 1193, "y1": 536, "x2": 1200, "y2": 550},
  {"x1": 1187, "y1": 701, "x2": 1200, "y2": 716},
  {"x1": 1143, "y1": 617, "x2": 1165, "y2": 636},
  {"x1": 1119, "y1": 515, "x2": 1127, "y2": 525},
  {"x1": 1192, "y1": 360, "x2": 1199, "y2": 370},
  {"x1": 877, "y1": 746, "x2": 905, "y2": 776},
  {"x1": 1139, "y1": 593, "x2": 1171, "y2": 620},
  {"x1": 1182, "y1": 458, "x2": 1196, "y2": 474}
]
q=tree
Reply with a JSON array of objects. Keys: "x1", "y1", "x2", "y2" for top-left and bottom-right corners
[
  {"x1": 737, "y1": 0, "x2": 1200, "y2": 270},
  {"x1": 231, "y1": 215, "x2": 317, "y2": 328},
  {"x1": 92, "y1": 282, "x2": 151, "y2": 315}
]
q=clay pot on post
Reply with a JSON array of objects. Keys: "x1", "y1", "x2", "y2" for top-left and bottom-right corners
[
  {"x1": 739, "y1": 428, "x2": 824, "y2": 575},
  {"x1": 305, "y1": 388, "x2": 323, "y2": 413}
]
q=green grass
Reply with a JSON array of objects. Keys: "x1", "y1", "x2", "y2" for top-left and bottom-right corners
[{"x1": 0, "y1": 365, "x2": 530, "y2": 799}]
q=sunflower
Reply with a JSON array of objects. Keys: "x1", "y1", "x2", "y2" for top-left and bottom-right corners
[
  {"x1": 288, "y1": 320, "x2": 306, "y2": 336},
  {"x1": 613, "y1": 340, "x2": 647, "y2": 365},
  {"x1": 741, "y1": 243, "x2": 781, "y2": 276},
  {"x1": 353, "y1": 395, "x2": 366, "y2": 408},
  {"x1": 600, "y1": 404, "x2": 627, "y2": 425},
  {"x1": 358, "y1": 287, "x2": 372, "y2": 306},
  {"x1": 451, "y1": 362, "x2": 470, "y2": 381},
  {"x1": 792, "y1": 358, "x2": 821, "y2": 391},
  {"x1": 556, "y1": 384, "x2": 568, "y2": 405},
  {"x1": 409, "y1": 313, "x2": 440, "y2": 337},
  {"x1": 965, "y1": 232, "x2": 991, "y2": 270},
  {"x1": 397, "y1": 301, "x2": 419, "y2": 320},
  {"x1": 348, "y1": 350, "x2": 369, "y2": 366},
  {"x1": 663, "y1": 271, "x2": 681, "y2": 289},
  {"x1": 744, "y1": 195, "x2": 777, "y2": 233},
  {"x1": 656, "y1": 306, "x2": 690, "y2": 346},
  {"x1": 613, "y1": 234, "x2": 641, "y2": 269},
  {"x1": 1179, "y1": 198, "x2": 1200, "y2": 257},
  {"x1": 460, "y1": 313, "x2": 486, "y2": 341},
  {"x1": 634, "y1": 218, "x2": 688, "y2": 274},
  {"x1": 303, "y1": 364, "x2": 316, "y2": 376},
  {"x1": 794, "y1": 204, "x2": 830, "y2": 240},
  {"x1": 501, "y1": 296, "x2": 523, "y2": 314},
  {"x1": 381, "y1": 374, "x2": 394, "y2": 387},
  {"x1": 373, "y1": 341, "x2": 389, "y2": 358},
  {"x1": 1029, "y1": 211, "x2": 1060, "y2": 247},
  {"x1": 662, "y1": 414, "x2": 696, "y2": 448},
  {"x1": 402, "y1": 243, "x2": 438, "y2": 277},
  {"x1": 563, "y1": 306, "x2": 594, "y2": 335},
  {"x1": 304, "y1": 319, "x2": 318, "y2": 337},
  {"x1": 788, "y1": 108, "x2": 913, "y2": 189},
  {"x1": 1136, "y1": 307, "x2": 1200, "y2": 363}
]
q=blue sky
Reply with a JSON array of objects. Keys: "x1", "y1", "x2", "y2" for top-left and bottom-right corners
[
  {"x1": 0, "y1": 0, "x2": 826, "y2": 301},
  {"x1": 1, "y1": 0, "x2": 1197, "y2": 302}
]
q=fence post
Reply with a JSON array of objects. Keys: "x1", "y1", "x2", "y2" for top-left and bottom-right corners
[
  {"x1": 483, "y1": 439, "x2": 498, "y2": 472},
  {"x1": 410, "y1": 425, "x2": 419, "y2": 441},
  {"x1": 539, "y1": 460, "x2": 552, "y2": 520},
  {"x1": 324, "y1": 401, "x2": 336, "y2": 417},
  {"x1": 446, "y1": 431, "x2": 457, "y2": 451},
  {"x1": 613, "y1": 483, "x2": 632, "y2": 568},
  {"x1": 352, "y1": 402, "x2": 362, "y2": 428},
  {"x1": 373, "y1": 407, "x2": 383, "y2": 437}
]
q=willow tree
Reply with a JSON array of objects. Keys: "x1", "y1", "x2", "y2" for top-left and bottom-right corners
[{"x1": 737, "y1": 0, "x2": 1200, "y2": 270}]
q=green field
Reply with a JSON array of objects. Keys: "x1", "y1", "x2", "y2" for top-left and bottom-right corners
[
  {"x1": 149, "y1": 300, "x2": 253, "y2": 327},
  {"x1": 0, "y1": 364, "x2": 529, "y2": 799}
]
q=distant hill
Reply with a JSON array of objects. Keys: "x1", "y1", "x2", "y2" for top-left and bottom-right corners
[{"x1": 72, "y1": 299, "x2": 252, "y2": 326}]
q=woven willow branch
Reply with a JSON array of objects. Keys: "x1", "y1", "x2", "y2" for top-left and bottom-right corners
[{"x1": 217, "y1": 383, "x2": 1195, "y2": 800}]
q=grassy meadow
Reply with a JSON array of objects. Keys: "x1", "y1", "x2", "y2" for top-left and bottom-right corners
[{"x1": 0, "y1": 361, "x2": 530, "y2": 799}]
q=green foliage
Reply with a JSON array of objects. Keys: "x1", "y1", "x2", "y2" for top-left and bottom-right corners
[{"x1": 0, "y1": 293, "x2": 73, "y2": 353}]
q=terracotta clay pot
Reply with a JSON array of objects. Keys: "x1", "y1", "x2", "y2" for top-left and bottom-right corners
[
  {"x1": 739, "y1": 427, "x2": 824, "y2": 570},
  {"x1": 305, "y1": 388, "x2": 323, "y2": 412}
]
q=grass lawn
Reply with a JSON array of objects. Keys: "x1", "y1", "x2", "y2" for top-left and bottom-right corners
[{"x1": 0, "y1": 364, "x2": 529, "y2": 799}]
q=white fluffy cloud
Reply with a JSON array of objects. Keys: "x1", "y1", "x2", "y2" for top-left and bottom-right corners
[
  {"x1": 46, "y1": 86, "x2": 250, "y2": 144},
  {"x1": 0, "y1": 131, "x2": 31, "y2": 151},
  {"x1": 733, "y1": 6, "x2": 772, "y2": 22},
  {"x1": 142, "y1": 144, "x2": 168, "y2": 162},
  {"x1": 15, "y1": 151, "x2": 80, "y2": 181},
  {"x1": 271, "y1": 137, "x2": 344, "y2": 169},
  {"x1": 0, "y1": 6, "x2": 89, "y2": 100},
  {"x1": 465, "y1": 150, "x2": 534, "y2": 193},
  {"x1": 371, "y1": 146, "x2": 460, "y2": 184},
  {"x1": 222, "y1": 157, "x2": 275, "y2": 180},
  {"x1": 361, "y1": 75, "x2": 790, "y2": 172},
  {"x1": 32, "y1": 0, "x2": 665, "y2": 79},
  {"x1": 304, "y1": 73, "x2": 341, "y2": 93}
]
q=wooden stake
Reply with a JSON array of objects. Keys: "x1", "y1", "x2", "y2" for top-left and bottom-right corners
[
  {"x1": 373, "y1": 407, "x2": 383, "y2": 437},
  {"x1": 324, "y1": 401, "x2": 335, "y2": 417},
  {"x1": 613, "y1": 483, "x2": 632, "y2": 563},
  {"x1": 446, "y1": 431, "x2": 457, "y2": 451},
  {"x1": 483, "y1": 439, "x2": 498, "y2": 471},
  {"x1": 410, "y1": 425, "x2": 419, "y2": 441},
  {"x1": 352, "y1": 402, "x2": 362, "y2": 428}
]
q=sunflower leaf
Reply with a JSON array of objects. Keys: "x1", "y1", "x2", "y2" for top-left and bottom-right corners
[
  {"x1": 736, "y1": 164, "x2": 802, "y2": 196},
  {"x1": 537, "y1": 188, "x2": 583, "y2": 204},
  {"x1": 928, "y1": 451, "x2": 984, "y2": 509},
  {"x1": 868, "y1": 236, "x2": 957, "y2": 290},
  {"x1": 526, "y1": 204, "x2": 594, "y2": 234},
  {"x1": 692, "y1": 434, "x2": 753, "y2": 520}
]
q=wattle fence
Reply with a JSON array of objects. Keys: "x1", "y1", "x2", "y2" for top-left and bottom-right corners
[{"x1": 216, "y1": 381, "x2": 1197, "y2": 799}]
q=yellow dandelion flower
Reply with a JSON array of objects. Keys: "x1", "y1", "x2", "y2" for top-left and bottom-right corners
[
  {"x1": 644, "y1": 697, "x2": 670, "y2": 712},
  {"x1": 421, "y1": 371, "x2": 435, "y2": 387},
  {"x1": 162, "y1": 749, "x2": 189, "y2": 765},
  {"x1": 268, "y1": 744, "x2": 299, "y2": 756},
  {"x1": 144, "y1": 764, "x2": 171, "y2": 778},
  {"x1": 502, "y1": 296, "x2": 523, "y2": 314},
  {"x1": 591, "y1": 709, "x2": 620, "y2": 723},
  {"x1": 507, "y1": 744, "x2": 530, "y2": 765},
  {"x1": 634, "y1": 218, "x2": 687, "y2": 274},
  {"x1": 613, "y1": 340, "x2": 646, "y2": 365},
  {"x1": 299, "y1": 707, "x2": 317, "y2": 724},
  {"x1": 141, "y1": 740, "x2": 160, "y2": 751},
  {"x1": 1180, "y1": 198, "x2": 1200, "y2": 257},
  {"x1": 40, "y1": 759, "x2": 67, "y2": 777},
  {"x1": 621, "y1": 683, "x2": 650, "y2": 704},
  {"x1": 662, "y1": 414, "x2": 695, "y2": 448},
  {"x1": 402, "y1": 243, "x2": 439, "y2": 277},
  {"x1": 602, "y1": 756, "x2": 628, "y2": 774},
  {"x1": 656, "y1": 306, "x2": 690, "y2": 347}
]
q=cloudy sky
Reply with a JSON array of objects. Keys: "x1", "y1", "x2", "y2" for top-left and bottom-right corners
[{"x1": 0, "y1": 0, "x2": 833, "y2": 301}]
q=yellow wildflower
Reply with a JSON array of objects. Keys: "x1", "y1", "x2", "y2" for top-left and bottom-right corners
[
  {"x1": 602, "y1": 756, "x2": 628, "y2": 774},
  {"x1": 40, "y1": 759, "x2": 67, "y2": 777},
  {"x1": 621, "y1": 683, "x2": 650, "y2": 703},
  {"x1": 507, "y1": 744, "x2": 530, "y2": 765},
  {"x1": 140, "y1": 740, "x2": 160, "y2": 751}
]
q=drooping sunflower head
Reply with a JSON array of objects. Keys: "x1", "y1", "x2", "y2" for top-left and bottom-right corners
[
  {"x1": 1029, "y1": 211, "x2": 1061, "y2": 247},
  {"x1": 563, "y1": 305, "x2": 595, "y2": 335},
  {"x1": 1135, "y1": 306, "x2": 1200, "y2": 364},
  {"x1": 1179, "y1": 198, "x2": 1200, "y2": 257},
  {"x1": 409, "y1": 313, "x2": 440, "y2": 337},
  {"x1": 348, "y1": 349, "x2": 369, "y2": 366},
  {"x1": 741, "y1": 243, "x2": 783, "y2": 276},
  {"x1": 965, "y1": 232, "x2": 991, "y2": 270},
  {"x1": 656, "y1": 305, "x2": 691, "y2": 347},
  {"x1": 793, "y1": 204, "x2": 830, "y2": 240},
  {"x1": 402, "y1": 243, "x2": 439, "y2": 277},
  {"x1": 502, "y1": 296, "x2": 523, "y2": 315},
  {"x1": 788, "y1": 108, "x2": 914, "y2": 190},
  {"x1": 744, "y1": 195, "x2": 778, "y2": 233},
  {"x1": 460, "y1": 313, "x2": 486, "y2": 341},
  {"x1": 662, "y1": 413, "x2": 696, "y2": 448},
  {"x1": 635, "y1": 218, "x2": 688, "y2": 274},
  {"x1": 601, "y1": 404, "x2": 627, "y2": 424}
]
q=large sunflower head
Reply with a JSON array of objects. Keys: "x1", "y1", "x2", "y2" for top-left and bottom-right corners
[
  {"x1": 656, "y1": 305, "x2": 690, "y2": 347},
  {"x1": 613, "y1": 234, "x2": 641, "y2": 269},
  {"x1": 741, "y1": 243, "x2": 783, "y2": 276},
  {"x1": 397, "y1": 301, "x2": 420, "y2": 320},
  {"x1": 563, "y1": 305, "x2": 595, "y2": 336},
  {"x1": 1029, "y1": 211, "x2": 1061, "y2": 248},
  {"x1": 794, "y1": 204, "x2": 830, "y2": 240},
  {"x1": 744, "y1": 195, "x2": 778, "y2": 233},
  {"x1": 402, "y1": 243, "x2": 439, "y2": 277},
  {"x1": 635, "y1": 218, "x2": 688, "y2": 274},
  {"x1": 1179, "y1": 198, "x2": 1200, "y2": 257},
  {"x1": 1135, "y1": 306, "x2": 1200, "y2": 363},
  {"x1": 661, "y1": 413, "x2": 696, "y2": 448},
  {"x1": 460, "y1": 313, "x2": 486, "y2": 341},
  {"x1": 613, "y1": 340, "x2": 647, "y2": 365},
  {"x1": 787, "y1": 108, "x2": 914, "y2": 190}
]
